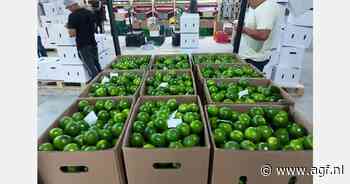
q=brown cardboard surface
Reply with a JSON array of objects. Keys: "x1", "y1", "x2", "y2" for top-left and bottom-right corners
[
  {"x1": 204, "y1": 104, "x2": 313, "y2": 184},
  {"x1": 152, "y1": 54, "x2": 191, "y2": 70},
  {"x1": 203, "y1": 78, "x2": 295, "y2": 106},
  {"x1": 78, "y1": 70, "x2": 145, "y2": 99},
  {"x1": 105, "y1": 54, "x2": 153, "y2": 71},
  {"x1": 38, "y1": 97, "x2": 135, "y2": 184},
  {"x1": 122, "y1": 96, "x2": 211, "y2": 184},
  {"x1": 140, "y1": 69, "x2": 198, "y2": 96}
]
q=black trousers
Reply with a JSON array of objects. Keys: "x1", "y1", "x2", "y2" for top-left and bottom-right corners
[
  {"x1": 78, "y1": 45, "x2": 102, "y2": 79},
  {"x1": 245, "y1": 59, "x2": 269, "y2": 72}
]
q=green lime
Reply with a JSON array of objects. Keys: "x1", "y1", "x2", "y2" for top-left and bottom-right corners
[
  {"x1": 303, "y1": 135, "x2": 313, "y2": 150},
  {"x1": 229, "y1": 130, "x2": 244, "y2": 142},
  {"x1": 218, "y1": 123, "x2": 233, "y2": 136},
  {"x1": 251, "y1": 115, "x2": 267, "y2": 126},
  {"x1": 257, "y1": 142, "x2": 270, "y2": 151},
  {"x1": 113, "y1": 113, "x2": 126, "y2": 123},
  {"x1": 154, "y1": 118, "x2": 168, "y2": 132},
  {"x1": 136, "y1": 112, "x2": 150, "y2": 122},
  {"x1": 95, "y1": 100, "x2": 106, "y2": 111},
  {"x1": 131, "y1": 133, "x2": 145, "y2": 147},
  {"x1": 53, "y1": 135, "x2": 72, "y2": 150},
  {"x1": 273, "y1": 110, "x2": 289, "y2": 128},
  {"x1": 73, "y1": 134, "x2": 84, "y2": 146},
  {"x1": 219, "y1": 107, "x2": 232, "y2": 120},
  {"x1": 96, "y1": 139, "x2": 110, "y2": 150},
  {"x1": 288, "y1": 123, "x2": 306, "y2": 138},
  {"x1": 166, "y1": 99, "x2": 178, "y2": 111},
  {"x1": 99, "y1": 129, "x2": 113, "y2": 141},
  {"x1": 190, "y1": 120, "x2": 204, "y2": 134},
  {"x1": 49, "y1": 128, "x2": 64, "y2": 140},
  {"x1": 183, "y1": 135, "x2": 199, "y2": 147},
  {"x1": 274, "y1": 128, "x2": 290, "y2": 145},
  {"x1": 176, "y1": 123, "x2": 191, "y2": 138},
  {"x1": 111, "y1": 123, "x2": 124, "y2": 138},
  {"x1": 240, "y1": 140, "x2": 256, "y2": 151},
  {"x1": 223, "y1": 141, "x2": 240, "y2": 150},
  {"x1": 267, "y1": 137, "x2": 281, "y2": 150},
  {"x1": 248, "y1": 107, "x2": 265, "y2": 117},
  {"x1": 84, "y1": 146, "x2": 97, "y2": 151},
  {"x1": 133, "y1": 121, "x2": 146, "y2": 133},
  {"x1": 83, "y1": 130, "x2": 99, "y2": 146},
  {"x1": 72, "y1": 112, "x2": 84, "y2": 121},
  {"x1": 169, "y1": 141, "x2": 184, "y2": 149},
  {"x1": 244, "y1": 127, "x2": 261, "y2": 143},
  {"x1": 78, "y1": 100, "x2": 90, "y2": 111},
  {"x1": 97, "y1": 110, "x2": 110, "y2": 121},
  {"x1": 38, "y1": 142, "x2": 54, "y2": 151},
  {"x1": 64, "y1": 122, "x2": 81, "y2": 137},
  {"x1": 213, "y1": 128, "x2": 226, "y2": 145},
  {"x1": 207, "y1": 105, "x2": 219, "y2": 117},
  {"x1": 63, "y1": 143, "x2": 80, "y2": 152},
  {"x1": 76, "y1": 120, "x2": 90, "y2": 131},
  {"x1": 58, "y1": 116, "x2": 74, "y2": 129},
  {"x1": 289, "y1": 139, "x2": 304, "y2": 151},
  {"x1": 143, "y1": 144, "x2": 155, "y2": 149},
  {"x1": 257, "y1": 125, "x2": 274, "y2": 141},
  {"x1": 150, "y1": 133, "x2": 166, "y2": 147},
  {"x1": 165, "y1": 129, "x2": 180, "y2": 142}
]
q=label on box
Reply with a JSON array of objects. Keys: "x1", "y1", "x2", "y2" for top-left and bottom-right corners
[
  {"x1": 110, "y1": 72, "x2": 119, "y2": 78},
  {"x1": 238, "y1": 89, "x2": 249, "y2": 99},
  {"x1": 101, "y1": 76, "x2": 110, "y2": 84},
  {"x1": 84, "y1": 111, "x2": 98, "y2": 125},
  {"x1": 159, "y1": 82, "x2": 169, "y2": 88},
  {"x1": 167, "y1": 110, "x2": 183, "y2": 128}
]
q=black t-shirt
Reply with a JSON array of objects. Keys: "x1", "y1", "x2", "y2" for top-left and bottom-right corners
[{"x1": 67, "y1": 8, "x2": 97, "y2": 48}]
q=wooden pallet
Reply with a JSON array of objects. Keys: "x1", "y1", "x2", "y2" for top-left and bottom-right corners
[
  {"x1": 38, "y1": 80, "x2": 88, "y2": 89},
  {"x1": 282, "y1": 84, "x2": 305, "y2": 97}
]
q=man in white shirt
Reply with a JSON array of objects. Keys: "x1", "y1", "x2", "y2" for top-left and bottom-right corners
[{"x1": 237, "y1": 0, "x2": 283, "y2": 71}]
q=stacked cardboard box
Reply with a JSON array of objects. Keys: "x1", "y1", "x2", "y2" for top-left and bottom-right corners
[
  {"x1": 264, "y1": 1, "x2": 313, "y2": 87},
  {"x1": 180, "y1": 13, "x2": 200, "y2": 48}
]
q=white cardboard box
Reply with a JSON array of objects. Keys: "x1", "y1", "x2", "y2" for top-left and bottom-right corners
[
  {"x1": 281, "y1": 24, "x2": 312, "y2": 47},
  {"x1": 278, "y1": 45, "x2": 305, "y2": 68},
  {"x1": 288, "y1": 0, "x2": 313, "y2": 16},
  {"x1": 272, "y1": 65, "x2": 302, "y2": 87},
  {"x1": 56, "y1": 46, "x2": 82, "y2": 65},
  {"x1": 181, "y1": 33, "x2": 199, "y2": 48},
  {"x1": 180, "y1": 13, "x2": 200, "y2": 33},
  {"x1": 42, "y1": 2, "x2": 57, "y2": 17},
  {"x1": 53, "y1": 24, "x2": 76, "y2": 45},
  {"x1": 38, "y1": 57, "x2": 64, "y2": 80},
  {"x1": 287, "y1": 10, "x2": 313, "y2": 27},
  {"x1": 61, "y1": 64, "x2": 91, "y2": 83}
]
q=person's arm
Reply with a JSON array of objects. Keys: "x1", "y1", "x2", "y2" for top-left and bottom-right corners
[
  {"x1": 242, "y1": 27, "x2": 271, "y2": 41},
  {"x1": 67, "y1": 14, "x2": 78, "y2": 38}
]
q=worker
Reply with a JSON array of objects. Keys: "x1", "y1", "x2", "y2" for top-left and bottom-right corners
[
  {"x1": 64, "y1": 0, "x2": 102, "y2": 79},
  {"x1": 236, "y1": 0, "x2": 283, "y2": 71}
]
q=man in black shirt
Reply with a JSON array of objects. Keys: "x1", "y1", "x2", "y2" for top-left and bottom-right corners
[{"x1": 64, "y1": 0, "x2": 102, "y2": 79}]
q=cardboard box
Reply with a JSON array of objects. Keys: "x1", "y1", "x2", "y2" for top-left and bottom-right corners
[
  {"x1": 56, "y1": 45, "x2": 82, "y2": 65},
  {"x1": 79, "y1": 70, "x2": 145, "y2": 99},
  {"x1": 122, "y1": 96, "x2": 211, "y2": 184},
  {"x1": 204, "y1": 104, "x2": 312, "y2": 184},
  {"x1": 152, "y1": 54, "x2": 191, "y2": 70},
  {"x1": 105, "y1": 55, "x2": 153, "y2": 71},
  {"x1": 287, "y1": 10, "x2": 313, "y2": 27},
  {"x1": 278, "y1": 45, "x2": 305, "y2": 68},
  {"x1": 140, "y1": 69, "x2": 198, "y2": 96},
  {"x1": 61, "y1": 64, "x2": 91, "y2": 83},
  {"x1": 288, "y1": 0, "x2": 313, "y2": 16},
  {"x1": 180, "y1": 13, "x2": 200, "y2": 33},
  {"x1": 181, "y1": 33, "x2": 199, "y2": 48},
  {"x1": 203, "y1": 78, "x2": 294, "y2": 105},
  {"x1": 271, "y1": 66, "x2": 302, "y2": 87},
  {"x1": 37, "y1": 57, "x2": 64, "y2": 81},
  {"x1": 281, "y1": 25, "x2": 312, "y2": 48},
  {"x1": 38, "y1": 97, "x2": 135, "y2": 184}
]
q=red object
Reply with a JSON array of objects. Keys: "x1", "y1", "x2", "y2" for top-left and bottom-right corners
[{"x1": 214, "y1": 31, "x2": 230, "y2": 43}]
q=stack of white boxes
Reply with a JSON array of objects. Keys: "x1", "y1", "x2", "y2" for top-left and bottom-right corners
[
  {"x1": 38, "y1": 1, "x2": 115, "y2": 83},
  {"x1": 264, "y1": 0, "x2": 313, "y2": 88},
  {"x1": 221, "y1": 0, "x2": 235, "y2": 19},
  {"x1": 180, "y1": 13, "x2": 200, "y2": 48}
]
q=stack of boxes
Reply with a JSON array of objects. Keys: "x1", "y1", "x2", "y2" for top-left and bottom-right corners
[
  {"x1": 221, "y1": 0, "x2": 235, "y2": 19},
  {"x1": 180, "y1": 13, "x2": 200, "y2": 48},
  {"x1": 265, "y1": 0, "x2": 313, "y2": 87},
  {"x1": 38, "y1": 0, "x2": 115, "y2": 83}
]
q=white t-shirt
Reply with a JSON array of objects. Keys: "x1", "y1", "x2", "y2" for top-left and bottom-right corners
[{"x1": 238, "y1": 0, "x2": 283, "y2": 62}]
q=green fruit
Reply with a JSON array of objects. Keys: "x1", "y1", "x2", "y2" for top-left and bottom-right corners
[
  {"x1": 150, "y1": 133, "x2": 166, "y2": 147},
  {"x1": 144, "y1": 127, "x2": 157, "y2": 140},
  {"x1": 63, "y1": 143, "x2": 80, "y2": 152},
  {"x1": 274, "y1": 128, "x2": 290, "y2": 145},
  {"x1": 49, "y1": 128, "x2": 64, "y2": 140},
  {"x1": 166, "y1": 99, "x2": 178, "y2": 111},
  {"x1": 169, "y1": 141, "x2": 184, "y2": 148},
  {"x1": 240, "y1": 140, "x2": 256, "y2": 151},
  {"x1": 219, "y1": 107, "x2": 232, "y2": 120},
  {"x1": 78, "y1": 100, "x2": 89, "y2": 111},
  {"x1": 96, "y1": 139, "x2": 110, "y2": 150},
  {"x1": 257, "y1": 125, "x2": 274, "y2": 141},
  {"x1": 84, "y1": 146, "x2": 97, "y2": 151},
  {"x1": 238, "y1": 113, "x2": 251, "y2": 126},
  {"x1": 251, "y1": 115, "x2": 267, "y2": 126},
  {"x1": 183, "y1": 112, "x2": 199, "y2": 123},
  {"x1": 99, "y1": 129, "x2": 113, "y2": 141},
  {"x1": 303, "y1": 135, "x2": 313, "y2": 150},
  {"x1": 183, "y1": 135, "x2": 198, "y2": 147},
  {"x1": 231, "y1": 111, "x2": 240, "y2": 121},
  {"x1": 74, "y1": 134, "x2": 84, "y2": 146},
  {"x1": 64, "y1": 122, "x2": 81, "y2": 137},
  {"x1": 209, "y1": 117, "x2": 218, "y2": 129},
  {"x1": 133, "y1": 121, "x2": 146, "y2": 133},
  {"x1": 83, "y1": 105, "x2": 94, "y2": 115},
  {"x1": 83, "y1": 130, "x2": 99, "y2": 146},
  {"x1": 257, "y1": 142, "x2": 270, "y2": 151},
  {"x1": 187, "y1": 103, "x2": 199, "y2": 112},
  {"x1": 223, "y1": 141, "x2": 240, "y2": 150},
  {"x1": 207, "y1": 105, "x2": 219, "y2": 117},
  {"x1": 165, "y1": 129, "x2": 180, "y2": 142},
  {"x1": 288, "y1": 123, "x2": 306, "y2": 138},
  {"x1": 38, "y1": 143, "x2": 54, "y2": 151},
  {"x1": 234, "y1": 121, "x2": 248, "y2": 132},
  {"x1": 273, "y1": 110, "x2": 289, "y2": 128},
  {"x1": 190, "y1": 120, "x2": 204, "y2": 134},
  {"x1": 218, "y1": 123, "x2": 232, "y2": 136},
  {"x1": 136, "y1": 112, "x2": 150, "y2": 122},
  {"x1": 72, "y1": 112, "x2": 84, "y2": 121},
  {"x1": 95, "y1": 100, "x2": 106, "y2": 111},
  {"x1": 104, "y1": 100, "x2": 115, "y2": 111},
  {"x1": 154, "y1": 118, "x2": 168, "y2": 131},
  {"x1": 53, "y1": 135, "x2": 72, "y2": 150},
  {"x1": 118, "y1": 100, "x2": 131, "y2": 110},
  {"x1": 214, "y1": 128, "x2": 226, "y2": 145},
  {"x1": 264, "y1": 108, "x2": 279, "y2": 120},
  {"x1": 176, "y1": 123, "x2": 191, "y2": 138},
  {"x1": 178, "y1": 104, "x2": 188, "y2": 113},
  {"x1": 130, "y1": 133, "x2": 145, "y2": 147},
  {"x1": 95, "y1": 87, "x2": 107, "y2": 97},
  {"x1": 59, "y1": 116, "x2": 74, "y2": 129},
  {"x1": 229, "y1": 130, "x2": 244, "y2": 142},
  {"x1": 97, "y1": 110, "x2": 110, "y2": 121},
  {"x1": 113, "y1": 113, "x2": 126, "y2": 123},
  {"x1": 244, "y1": 127, "x2": 261, "y2": 143},
  {"x1": 289, "y1": 139, "x2": 304, "y2": 151},
  {"x1": 143, "y1": 144, "x2": 155, "y2": 149},
  {"x1": 267, "y1": 137, "x2": 281, "y2": 150}
]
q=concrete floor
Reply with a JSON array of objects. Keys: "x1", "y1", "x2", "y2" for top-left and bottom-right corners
[{"x1": 37, "y1": 38, "x2": 313, "y2": 136}]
